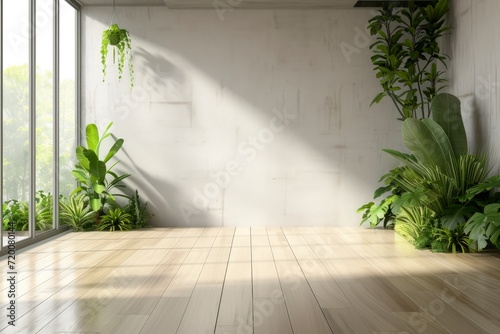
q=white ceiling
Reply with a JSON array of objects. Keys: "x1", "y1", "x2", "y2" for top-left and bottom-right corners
[{"x1": 79, "y1": 0, "x2": 359, "y2": 9}]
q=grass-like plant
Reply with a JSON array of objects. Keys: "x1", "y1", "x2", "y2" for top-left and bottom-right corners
[
  {"x1": 99, "y1": 208, "x2": 133, "y2": 231},
  {"x1": 59, "y1": 194, "x2": 96, "y2": 231},
  {"x1": 432, "y1": 225, "x2": 470, "y2": 253}
]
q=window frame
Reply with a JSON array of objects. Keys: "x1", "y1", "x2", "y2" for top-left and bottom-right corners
[{"x1": 0, "y1": 0, "x2": 81, "y2": 255}]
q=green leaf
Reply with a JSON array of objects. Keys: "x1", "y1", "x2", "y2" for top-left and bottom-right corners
[
  {"x1": 383, "y1": 149, "x2": 415, "y2": 163},
  {"x1": 371, "y1": 92, "x2": 387, "y2": 106},
  {"x1": 71, "y1": 169, "x2": 89, "y2": 183},
  {"x1": 374, "y1": 186, "x2": 391, "y2": 199},
  {"x1": 83, "y1": 149, "x2": 99, "y2": 170},
  {"x1": 103, "y1": 138, "x2": 124, "y2": 163},
  {"x1": 90, "y1": 198, "x2": 101, "y2": 212},
  {"x1": 89, "y1": 160, "x2": 107, "y2": 185},
  {"x1": 76, "y1": 146, "x2": 90, "y2": 170},
  {"x1": 431, "y1": 93, "x2": 468, "y2": 156},
  {"x1": 93, "y1": 183, "x2": 106, "y2": 194},
  {"x1": 107, "y1": 173, "x2": 131, "y2": 190},
  {"x1": 96, "y1": 122, "x2": 114, "y2": 156},
  {"x1": 465, "y1": 175, "x2": 500, "y2": 198},
  {"x1": 86, "y1": 124, "x2": 99, "y2": 153},
  {"x1": 465, "y1": 204, "x2": 500, "y2": 251},
  {"x1": 464, "y1": 212, "x2": 488, "y2": 251},
  {"x1": 441, "y1": 204, "x2": 477, "y2": 230},
  {"x1": 402, "y1": 118, "x2": 455, "y2": 174},
  {"x1": 484, "y1": 203, "x2": 500, "y2": 216}
]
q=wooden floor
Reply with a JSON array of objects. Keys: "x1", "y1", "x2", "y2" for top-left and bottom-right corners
[{"x1": 1, "y1": 227, "x2": 500, "y2": 333}]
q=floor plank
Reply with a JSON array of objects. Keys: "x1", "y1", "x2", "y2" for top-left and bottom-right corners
[
  {"x1": 216, "y1": 243, "x2": 253, "y2": 327},
  {"x1": 2, "y1": 227, "x2": 500, "y2": 334}
]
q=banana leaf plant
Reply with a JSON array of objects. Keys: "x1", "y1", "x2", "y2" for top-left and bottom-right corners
[
  {"x1": 359, "y1": 93, "x2": 500, "y2": 252},
  {"x1": 72, "y1": 122, "x2": 130, "y2": 215}
]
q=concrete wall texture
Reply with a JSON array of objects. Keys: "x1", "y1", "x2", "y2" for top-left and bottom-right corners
[
  {"x1": 448, "y1": 0, "x2": 500, "y2": 166},
  {"x1": 82, "y1": 7, "x2": 404, "y2": 227}
]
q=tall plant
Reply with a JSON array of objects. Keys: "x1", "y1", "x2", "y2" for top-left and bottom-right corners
[
  {"x1": 368, "y1": 0, "x2": 450, "y2": 120},
  {"x1": 359, "y1": 93, "x2": 500, "y2": 252},
  {"x1": 72, "y1": 122, "x2": 130, "y2": 215}
]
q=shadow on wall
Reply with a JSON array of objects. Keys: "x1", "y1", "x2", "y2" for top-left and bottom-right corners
[
  {"x1": 118, "y1": 142, "x2": 221, "y2": 227},
  {"x1": 460, "y1": 95, "x2": 488, "y2": 155},
  {"x1": 134, "y1": 47, "x2": 192, "y2": 103},
  {"x1": 85, "y1": 8, "x2": 395, "y2": 227}
]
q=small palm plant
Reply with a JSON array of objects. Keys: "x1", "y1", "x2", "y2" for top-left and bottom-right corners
[
  {"x1": 101, "y1": 23, "x2": 134, "y2": 87},
  {"x1": 59, "y1": 194, "x2": 96, "y2": 231},
  {"x1": 99, "y1": 208, "x2": 133, "y2": 231}
]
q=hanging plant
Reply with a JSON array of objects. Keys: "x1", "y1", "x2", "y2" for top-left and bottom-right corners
[{"x1": 101, "y1": 23, "x2": 134, "y2": 87}]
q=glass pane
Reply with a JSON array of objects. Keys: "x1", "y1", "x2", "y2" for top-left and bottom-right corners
[
  {"x1": 2, "y1": 0, "x2": 30, "y2": 242},
  {"x1": 36, "y1": 0, "x2": 55, "y2": 235},
  {"x1": 59, "y1": 1, "x2": 77, "y2": 226}
]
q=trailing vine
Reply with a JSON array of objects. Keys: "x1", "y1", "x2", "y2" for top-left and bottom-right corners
[{"x1": 101, "y1": 23, "x2": 134, "y2": 87}]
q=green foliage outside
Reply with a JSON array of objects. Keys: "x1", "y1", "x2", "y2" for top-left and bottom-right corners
[
  {"x1": 2, "y1": 65, "x2": 150, "y2": 232},
  {"x1": 2, "y1": 64, "x2": 76, "y2": 233}
]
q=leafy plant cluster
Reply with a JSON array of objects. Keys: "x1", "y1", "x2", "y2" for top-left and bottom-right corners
[
  {"x1": 369, "y1": 0, "x2": 450, "y2": 120},
  {"x1": 3, "y1": 123, "x2": 152, "y2": 233},
  {"x1": 69, "y1": 123, "x2": 151, "y2": 231},
  {"x1": 359, "y1": 94, "x2": 500, "y2": 253}
]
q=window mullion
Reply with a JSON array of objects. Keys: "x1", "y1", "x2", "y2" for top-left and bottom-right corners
[{"x1": 29, "y1": 0, "x2": 36, "y2": 238}]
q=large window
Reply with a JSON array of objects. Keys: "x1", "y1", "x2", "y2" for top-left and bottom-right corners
[{"x1": 1, "y1": 0, "x2": 80, "y2": 252}]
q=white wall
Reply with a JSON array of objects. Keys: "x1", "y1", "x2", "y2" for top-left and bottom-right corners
[
  {"x1": 82, "y1": 7, "x2": 403, "y2": 227},
  {"x1": 448, "y1": 0, "x2": 500, "y2": 166}
]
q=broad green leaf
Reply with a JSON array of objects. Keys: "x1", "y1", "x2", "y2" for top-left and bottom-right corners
[
  {"x1": 90, "y1": 198, "x2": 101, "y2": 212},
  {"x1": 93, "y1": 183, "x2": 105, "y2": 194},
  {"x1": 402, "y1": 118, "x2": 455, "y2": 174},
  {"x1": 383, "y1": 149, "x2": 415, "y2": 163},
  {"x1": 71, "y1": 187, "x2": 83, "y2": 196},
  {"x1": 431, "y1": 93, "x2": 467, "y2": 156},
  {"x1": 484, "y1": 203, "x2": 500, "y2": 216},
  {"x1": 441, "y1": 204, "x2": 477, "y2": 230},
  {"x1": 76, "y1": 146, "x2": 90, "y2": 170},
  {"x1": 466, "y1": 175, "x2": 500, "y2": 197},
  {"x1": 464, "y1": 212, "x2": 488, "y2": 251},
  {"x1": 374, "y1": 186, "x2": 391, "y2": 199},
  {"x1": 368, "y1": 203, "x2": 386, "y2": 227},
  {"x1": 89, "y1": 160, "x2": 107, "y2": 185},
  {"x1": 357, "y1": 202, "x2": 374, "y2": 214},
  {"x1": 86, "y1": 124, "x2": 99, "y2": 153},
  {"x1": 83, "y1": 149, "x2": 99, "y2": 166},
  {"x1": 488, "y1": 224, "x2": 500, "y2": 248},
  {"x1": 103, "y1": 138, "x2": 124, "y2": 163},
  {"x1": 71, "y1": 169, "x2": 89, "y2": 183}
]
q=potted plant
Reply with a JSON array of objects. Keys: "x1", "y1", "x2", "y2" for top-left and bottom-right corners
[{"x1": 101, "y1": 23, "x2": 134, "y2": 87}]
